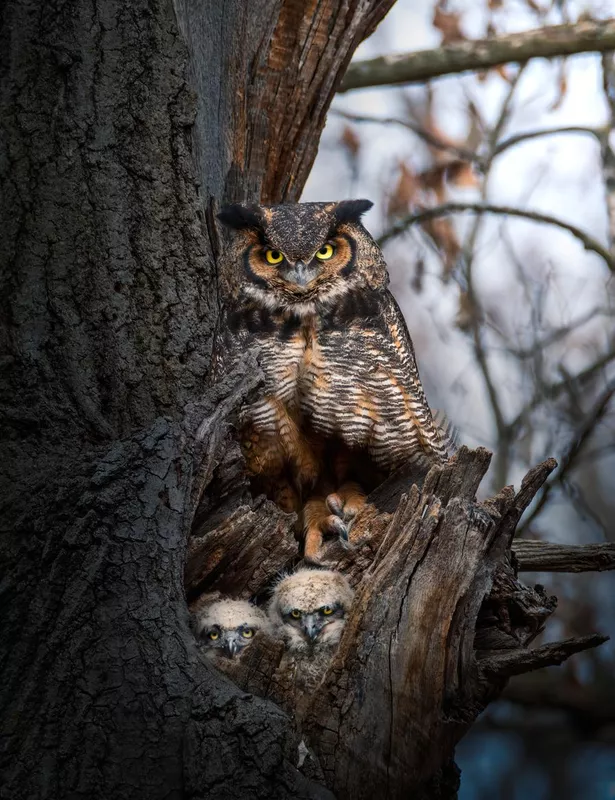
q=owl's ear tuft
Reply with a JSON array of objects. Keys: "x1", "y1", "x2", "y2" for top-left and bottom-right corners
[
  {"x1": 333, "y1": 199, "x2": 373, "y2": 225},
  {"x1": 217, "y1": 204, "x2": 262, "y2": 231}
]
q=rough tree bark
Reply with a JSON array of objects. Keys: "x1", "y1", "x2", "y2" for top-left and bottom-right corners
[
  {"x1": 1, "y1": 2, "x2": 609, "y2": 800},
  {"x1": 0, "y1": 2, "x2": 394, "y2": 798}
]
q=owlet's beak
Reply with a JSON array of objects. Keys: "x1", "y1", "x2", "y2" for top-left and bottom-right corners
[
  {"x1": 223, "y1": 633, "x2": 241, "y2": 658},
  {"x1": 301, "y1": 613, "x2": 321, "y2": 641}
]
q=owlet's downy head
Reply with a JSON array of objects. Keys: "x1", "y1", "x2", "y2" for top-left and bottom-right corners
[
  {"x1": 195, "y1": 599, "x2": 271, "y2": 660},
  {"x1": 268, "y1": 568, "x2": 354, "y2": 653}
]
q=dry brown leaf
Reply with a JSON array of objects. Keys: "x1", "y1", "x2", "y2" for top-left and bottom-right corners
[
  {"x1": 549, "y1": 64, "x2": 568, "y2": 111},
  {"x1": 387, "y1": 162, "x2": 419, "y2": 218},
  {"x1": 433, "y1": 3, "x2": 465, "y2": 45},
  {"x1": 446, "y1": 160, "x2": 479, "y2": 188},
  {"x1": 423, "y1": 216, "x2": 460, "y2": 280},
  {"x1": 340, "y1": 125, "x2": 360, "y2": 159},
  {"x1": 466, "y1": 101, "x2": 484, "y2": 152},
  {"x1": 456, "y1": 289, "x2": 475, "y2": 330},
  {"x1": 419, "y1": 164, "x2": 447, "y2": 199},
  {"x1": 487, "y1": 0, "x2": 503, "y2": 10},
  {"x1": 477, "y1": 64, "x2": 510, "y2": 82},
  {"x1": 494, "y1": 63, "x2": 511, "y2": 82}
]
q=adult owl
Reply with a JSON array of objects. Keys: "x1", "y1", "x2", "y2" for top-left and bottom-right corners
[{"x1": 215, "y1": 200, "x2": 451, "y2": 560}]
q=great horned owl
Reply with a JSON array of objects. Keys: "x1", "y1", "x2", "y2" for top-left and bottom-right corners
[
  {"x1": 215, "y1": 200, "x2": 451, "y2": 560},
  {"x1": 195, "y1": 599, "x2": 270, "y2": 660},
  {"x1": 268, "y1": 568, "x2": 354, "y2": 696}
]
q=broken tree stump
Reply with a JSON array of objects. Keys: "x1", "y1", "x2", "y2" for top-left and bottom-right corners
[{"x1": 186, "y1": 381, "x2": 609, "y2": 799}]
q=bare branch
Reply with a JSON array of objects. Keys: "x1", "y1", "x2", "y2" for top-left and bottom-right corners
[
  {"x1": 507, "y1": 345, "x2": 615, "y2": 438},
  {"x1": 378, "y1": 202, "x2": 615, "y2": 271},
  {"x1": 519, "y1": 380, "x2": 615, "y2": 533},
  {"x1": 459, "y1": 73, "x2": 526, "y2": 491},
  {"x1": 503, "y1": 673, "x2": 615, "y2": 730},
  {"x1": 494, "y1": 125, "x2": 604, "y2": 157},
  {"x1": 513, "y1": 540, "x2": 615, "y2": 573},
  {"x1": 496, "y1": 307, "x2": 614, "y2": 360},
  {"x1": 340, "y1": 19, "x2": 615, "y2": 92},
  {"x1": 479, "y1": 634, "x2": 609, "y2": 678}
]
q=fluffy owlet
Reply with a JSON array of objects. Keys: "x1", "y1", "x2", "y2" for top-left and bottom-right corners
[
  {"x1": 268, "y1": 568, "x2": 354, "y2": 697},
  {"x1": 215, "y1": 200, "x2": 451, "y2": 561},
  {"x1": 195, "y1": 599, "x2": 271, "y2": 660}
]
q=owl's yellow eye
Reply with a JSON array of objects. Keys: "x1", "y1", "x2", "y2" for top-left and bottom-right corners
[
  {"x1": 208, "y1": 630, "x2": 219, "y2": 640},
  {"x1": 264, "y1": 249, "x2": 284, "y2": 265},
  {"x1": 321, "y1": 606, "x2": 333, "y2": 616},
  {"x1": 290, "y1": 609, "x2": 301, "y2": 619},
  {"x1": 315, "y1": 243, "x2": 335, "y2": 261},
  {"x1": 241, "y1": 628, "x2": 254, "y2": 638}
]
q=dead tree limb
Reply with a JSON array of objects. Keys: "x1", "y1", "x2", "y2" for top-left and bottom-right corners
[
  {"x1": 513, "y1": 540, "x2": 615, "y2": 572},
  {"x1": 479, "y1": 635, "x2": 608, "y2": 678},
  {"x1": 340, "y1": 19, "x2": 615, "y2": 92}
]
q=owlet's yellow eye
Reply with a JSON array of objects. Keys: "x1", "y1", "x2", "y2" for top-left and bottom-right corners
[
  {"x1": 208, "y1": 630, "x2": 219, "y2": 640},
  {"x1": 290, "y1": 609, "x2": 301, "y2": 619},
  {"x1": 315, "y1": 243, "x2": 334, "y2": 261},
  {"x1": 265, "y1": 249, "x2": 284, "y2": 265},
  {"x1": 321, "y1": 606, "x2": 333, "y2": 616},
  {"x1": 242, "y1": 628, "x2": 254, "y2": 638}
]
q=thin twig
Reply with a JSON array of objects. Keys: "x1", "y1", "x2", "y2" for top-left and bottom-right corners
[
  {"x1": 459, "y1": 72, "x2": 525, "y2": 489},
  {"x1": 507, "y1": 344, "x2": 615, "y2": 436},
  {"x1": 494, "y1": 125, "x2": 603, "y2": 157},
  {"x1": 518, "y1": 380, "x2": 615, "y2": 533},
  {"x1": 490, "y1": 306, "x2": 614, "y2": 359}
]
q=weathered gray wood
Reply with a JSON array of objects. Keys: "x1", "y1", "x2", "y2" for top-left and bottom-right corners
[
  {"x1": 290, "y1": 449, "x2": 572, "y2": 800},
  {"x1": 184, "y1": 441, "x2": 609, "y2": 798},
  {"x1": 513, "y1": 540, "x2": 615, "y2": 572},
  {"x1": 479, "y1": 635, "x2": 609, "y2": 677}
]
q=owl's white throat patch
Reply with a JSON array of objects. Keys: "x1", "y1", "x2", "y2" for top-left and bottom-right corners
[{"x1": 242, "y1": 275, "x2": 361, "y2": 318}]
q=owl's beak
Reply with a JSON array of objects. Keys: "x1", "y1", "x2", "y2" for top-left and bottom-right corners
[
  {"x1": 302, "y1": 614, "x2": 321, "y2": 641},
  {"x1": 285, "y1": 260, "x2": 318, "y2": 289},
  {"x1": 224, "y1": 636, "x2": 240, "y2": 658}
]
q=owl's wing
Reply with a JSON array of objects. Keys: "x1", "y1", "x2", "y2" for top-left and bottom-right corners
[
  {"x1": 312, "y1": 288, "x2": 453, "y2": 470},
  {"x1": 210, "y1": 303, "x2": 253, "y2": 383},
  {"x1": 377, "y1": 290, "x2": 454, "y2": 463}
]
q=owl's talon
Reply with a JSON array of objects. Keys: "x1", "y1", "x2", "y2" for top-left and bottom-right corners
[
  {"x1": 326, "y1": 493, "x2": 345, "y2": 518},
  {"x1": 326, "y1": 486, "x2": 366, "y2": 523},
  {"x1": 325, "y1": 514, "x2": 348, "y2": 540}
]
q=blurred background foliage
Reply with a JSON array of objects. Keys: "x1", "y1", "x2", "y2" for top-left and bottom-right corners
[{"x1": 304, "y1": 1, "x2": 615, "y2": 797}]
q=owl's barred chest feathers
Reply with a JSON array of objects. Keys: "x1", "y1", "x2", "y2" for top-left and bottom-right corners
[
  {"x1": 232, "y1": 287, "x2": 445, "y2": 473},
  {"x1": 238, "y1": 289, "x2": 381, "y2": 412}
]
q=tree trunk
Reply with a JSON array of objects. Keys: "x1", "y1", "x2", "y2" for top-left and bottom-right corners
[{"x1": 0, "y1": 1, "x2": 394, "y2": 798}]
